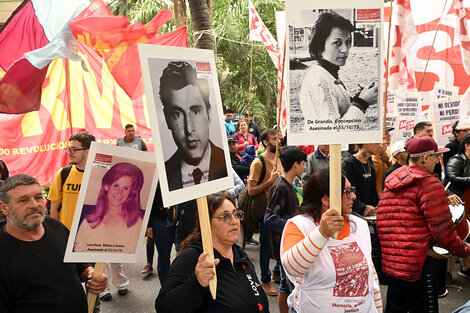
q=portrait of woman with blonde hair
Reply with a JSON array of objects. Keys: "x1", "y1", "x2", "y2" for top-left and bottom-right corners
[{"x1": 74, "y1": 162, "x2": 145, "y2": 254}]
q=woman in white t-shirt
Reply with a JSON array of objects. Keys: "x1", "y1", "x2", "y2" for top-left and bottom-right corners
[
  {"x1": 280, "y1": 168, "x2": 382, "y2": 313},
  {"x1": 74, "y1": 162, "x2": 145, "y2": 254}
]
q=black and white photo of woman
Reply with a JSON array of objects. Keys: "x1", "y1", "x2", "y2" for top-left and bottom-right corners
[{"x1": 299, "y1": 12, "x2": 378, "y2": 130}]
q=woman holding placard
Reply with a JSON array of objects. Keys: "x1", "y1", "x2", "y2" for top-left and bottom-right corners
[
  {"x1": 299, "y1": 12, "x2": 378, "y2": 129},
  {"x1": 156, "y1": 193, "x2": 269, "y2": 313},
  {"x1": 74, "y1": 162, "x2": 145, "y2": 254},
  {"x1": 280, "y1": 168, "x2": 382, "y2": 313}
]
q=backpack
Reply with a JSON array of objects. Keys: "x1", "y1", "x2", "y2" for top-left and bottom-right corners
[
  {"x1": 238, "y1": 156, "x2": 267, "y2": 223},
  {"x1": 56, "y1": 165, "x2": 73, "y2": 212}
]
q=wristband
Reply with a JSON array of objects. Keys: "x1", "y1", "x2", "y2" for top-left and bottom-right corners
[{"x1": 352, "y1": 95, "x2": 369, "y2": 113}]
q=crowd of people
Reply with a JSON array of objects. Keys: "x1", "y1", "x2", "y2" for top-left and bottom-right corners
[{"x1": 1, "y1": 112, "x2": 470, "y2": 313}]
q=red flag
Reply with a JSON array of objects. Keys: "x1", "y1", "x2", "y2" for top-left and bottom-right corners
[
  {"x1": 69, "y1": 0, "x2": 172, "y2": 49},
  {"x1": 453, "y1": 0, "x2": 470, "y2": 74},
  {"x1": 103, "y1": 26, "x2": 189, "y2": 98},
  {"x1": 69, "y1": 0, "x2": 187, "y2": 98},
  {"x1": 0, "y1": 0, "x2": 49, "y2": 71},
  {"x1": 388, "y1": 0, "x2": 418, "y2": 96},
  {"x1": 0, "y1": 0, "x2": 88, "y2": 114}
]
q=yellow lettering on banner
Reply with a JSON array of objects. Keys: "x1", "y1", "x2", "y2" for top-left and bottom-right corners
[
  {"x1": 82, "y1": 57, "x2": 115, "y2": 129},
  {"x1": 40, "y1": 59, "x2": 71, "y2": 131},
  {"x1": 68, "y1": 58, "x2": 86, "y2": 128},
  {"x1": 115, "y1": 80, "x2": 137, "y2": 128},
  {"x1": 12, "y1": 148, "x2": 19, "y2": 155},
  {"x1": 77, "y1": 32, "x2": 93, "y2": 47},
  {"x1": 21, "y1": 111, "x2": 42, "y2": 137},
  {"x1": 105, "y1": 47, "x2": 125, "y2": 72},
  {"x1": 141, "y1": 94, "x2": 150, "y2": 129}
]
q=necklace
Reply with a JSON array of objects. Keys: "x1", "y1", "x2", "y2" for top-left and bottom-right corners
[{"x1": 361, "y1": 160, "x2": 371, "y2": 179}]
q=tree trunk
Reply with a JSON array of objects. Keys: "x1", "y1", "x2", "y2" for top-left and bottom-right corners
[
  {"x1": 172, "y1": 0, "x2": 186, "y2": 29},
  {"x1": 188, "y1": 0, "x2": 215, "y2": 51}
]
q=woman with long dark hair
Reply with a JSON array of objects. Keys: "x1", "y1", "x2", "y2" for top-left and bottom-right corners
[
  {"x1": 445, "y1": 133, "x2": 470, "y2": 279},
  {"x1": 299, "y1": 12, "x2": 378, "y2": 129},
  {"x1": 280, "y1": 168, "x2": 382, "y2": 312},
  {"x1": 234, "y1": 120, "x2": 259, "y2": 154},
  {"x1": 156, "y1": 192, "x2": 269, "y2": 313},
  {"x1": 74, "y1": 162, "x2": 145, "y2": 254}
]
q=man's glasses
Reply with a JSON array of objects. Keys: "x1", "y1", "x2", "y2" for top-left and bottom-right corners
[
  {"x1": 66, "y1": 147, "x2": 87, "y2": 153},
  {"x1": 343, "y1": 186, "x2": 356, "y2": 199},
  {"x1": 212, "y1": 210, "x2": 244, "y2": 223}
]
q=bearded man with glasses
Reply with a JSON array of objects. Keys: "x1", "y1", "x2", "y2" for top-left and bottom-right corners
[{"x1": 48, "y1": 131, "x2": 95, "y2": 230}]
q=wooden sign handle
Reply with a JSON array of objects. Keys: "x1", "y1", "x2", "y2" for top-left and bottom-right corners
[
  {"x1": 87, "y1": 262, "x2": 105, "y2": 313},
  {"x1": 329, "y1": 144, "x2": 342, "y2": 239},
  {"x1": 197, "y1": 196, "x2": 217, "y2": 299}
]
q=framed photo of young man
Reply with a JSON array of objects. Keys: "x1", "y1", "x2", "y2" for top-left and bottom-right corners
[
  {"x1": 64, "y1": 142, "x2": 158, "y2": 263},
  {"x1": 138, "y1": 45, "x2": 233, "y2": 207},
  {"x1": 287, "y1": 0, "x2": 383, "y2": 145}
]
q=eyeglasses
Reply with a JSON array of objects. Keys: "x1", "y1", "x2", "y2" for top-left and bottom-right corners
[
  {"x1": 66, "y1": 147, "x2": 87, "y2": 153},
  {"x1": 211, "y1": 210, "x2": 244, "y2": 223},
  {"x1": 343, "y1": 186, "x2": 356, "y2": 199}
]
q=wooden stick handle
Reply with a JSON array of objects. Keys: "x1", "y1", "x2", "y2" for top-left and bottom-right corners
[
  {"x1": 87, "y1": 262, "x2": 105, "y2": 313},
  {"x1": 329, "y1": 145, "x2": 342, "y2": 239},
  {"x1": 197, "y1": 196, "x2": 217, "y2": 299}
]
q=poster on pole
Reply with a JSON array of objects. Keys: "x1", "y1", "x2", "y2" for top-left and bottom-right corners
[
  {"x1": 287, "y1": 0, "x2": 383, "y2": 145},
  {"x1": 393, "y1": 118, "x2": 416, "y2": 142},
  {"x1": 138, "y1": 45, "x2": 233, "y2": 207},
  {"x1": 64, "y1": 142, "x2": 158, "y2": 263},
  {"x1": 430, "y1": 97, "x2": 460, "y2": 124},
  {"x1": 433, "y1": 83, "x2": 459, "y2": 100},
  {"x1": 434, "y1": 123, "x2": 455, "y2": 147},
  {"x1": 395, "y1": 93, "x2": 421, "y2": 119},
  {"x1": 386, "y1": 90, "x2": 396, "y2": 114}
]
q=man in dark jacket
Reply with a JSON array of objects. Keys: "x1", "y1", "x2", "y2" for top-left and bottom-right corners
[
  {"x1": 264, "y1": 146, "x2": 306, "y2": 313},
  {"x1": 228, "y1": 136, "x2": 250, "y2": 180},
  {"x1": 444, "y1": 119, "x2": 470, "y2": 166},
  {"x1": 377, "y1": 136, "x2": 470, "y2": 312},
  {"x1": 342, "y1": 143, "x2": 380, "y2": 216}
]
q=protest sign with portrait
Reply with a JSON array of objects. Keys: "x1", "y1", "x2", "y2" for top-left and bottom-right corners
[
  {"x1": 287, "y1": 0, "x2": 383, "y2": 145},
  {"x1": 138, "y1": 45, "x2": 233, "y2": 207},
  {"x1": 65, "y1": 142, "x2": 158, "y2": 263}
]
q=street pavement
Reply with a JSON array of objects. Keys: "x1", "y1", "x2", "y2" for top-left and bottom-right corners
[{"x1": 100, "y1": 234, "x2": 470, "y2": 313}]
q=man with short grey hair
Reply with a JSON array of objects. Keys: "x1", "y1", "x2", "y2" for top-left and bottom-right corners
[{"x1": 0, "y1": 174, "x2": 107, "y2": 313}]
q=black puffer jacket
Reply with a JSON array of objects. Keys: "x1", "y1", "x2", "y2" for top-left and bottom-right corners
[
  {"x1": 445, "y1": 153, "x2": 470, "y2": 197},
  {"x1": 156, "y1": 241, "x2": 269, "y2": 313}
]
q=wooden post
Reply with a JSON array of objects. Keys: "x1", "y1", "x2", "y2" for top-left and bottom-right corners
[
  {"x1": 329, "y1": 144, "x2": 342, "y2": 239},
  {"x1": 87, "y1": 262, "x2": 105, "y2": 313},
  {"x1": 247, "y1": 40, "x2": 254, "y2": 125},
  {"x1": 417, "y1": 0, "x2": 449, "y2": 92},
  {"x1": 383, "y1": 0, "x2": 394, "y2": 140},
  {"x1": 196, "y1": 196, "x2": 217, "y2": 299},
  {"x1": 274, "y1": 35, "x2": 287, "y2": 170}
]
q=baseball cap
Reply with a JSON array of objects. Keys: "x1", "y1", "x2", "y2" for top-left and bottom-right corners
[
  {"x1": 390, "y1": 141, "x2": 406, "y2": 156},
  {"x1": 405, "y1": 136, "x2": 449, "y2": 157},
  {"x1": 227, "y1": 136, "x2": 238, "y2": 143},
  {"x1": 455, "y1": 119, "x2": 470, "y2": 130}
]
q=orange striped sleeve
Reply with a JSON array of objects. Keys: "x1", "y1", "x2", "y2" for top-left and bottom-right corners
[{"x1": 282, "y1": 221, "x2": 305, "y2": 252}]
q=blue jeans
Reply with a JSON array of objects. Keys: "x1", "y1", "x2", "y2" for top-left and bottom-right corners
[
  {"x1": 151, "y1": 216, "x2": 172, "y2": 284},
  {"x1": 259, "y1": 218, "x2": 272, "y2": 283},
  {"x1": 278, "y1": 264, "x2": 293, "y2": 294}
]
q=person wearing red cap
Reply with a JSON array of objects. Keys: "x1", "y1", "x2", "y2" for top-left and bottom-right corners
[{"x1": 377, "y1": 136, "x2": 470, "y2": 312}]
